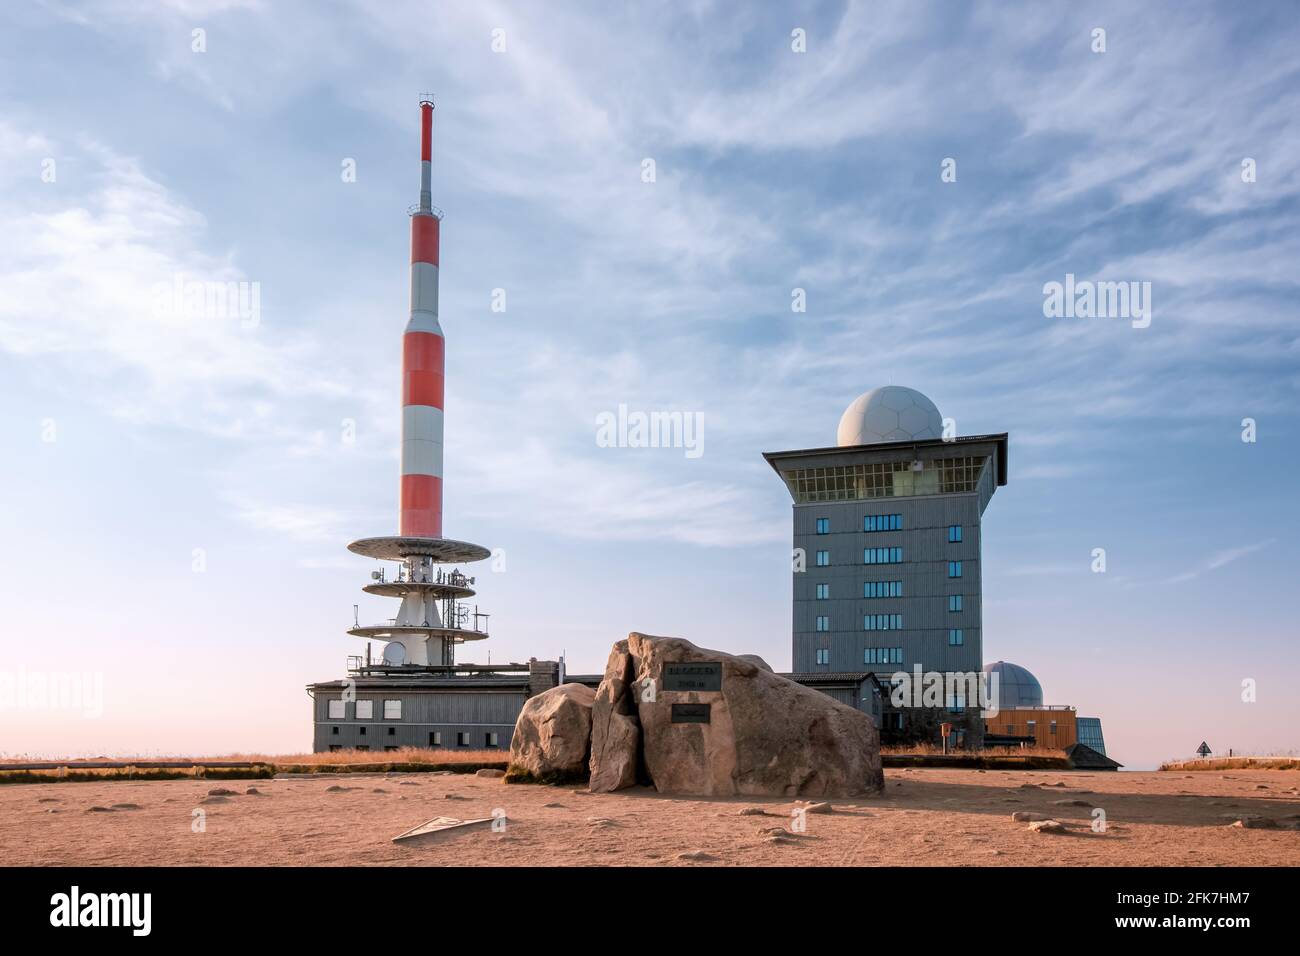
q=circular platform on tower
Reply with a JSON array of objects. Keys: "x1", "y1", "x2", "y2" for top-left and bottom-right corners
[
  {"x1": 361, "y1": 581, "x2": 476, "y2": 599},
  {"x1": 348, "y1": 536, "x2": 491, "y2": 563},
  {"x1": 348, "y1": 624, "x2": 489, "y2": 643}
]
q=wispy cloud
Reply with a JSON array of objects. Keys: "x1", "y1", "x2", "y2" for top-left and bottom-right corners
[{"x1": 1163, "y1": 540, "x2": 1276, "y2": 585}]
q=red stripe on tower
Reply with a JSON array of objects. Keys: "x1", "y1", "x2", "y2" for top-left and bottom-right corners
[{"x1": 411, "y1": 215, "x2": 439, "y2": 265}]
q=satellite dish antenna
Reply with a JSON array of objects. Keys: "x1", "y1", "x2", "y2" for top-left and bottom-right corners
[{"x1": 382, "y1": 642, "x2": 407, "y2": 665}]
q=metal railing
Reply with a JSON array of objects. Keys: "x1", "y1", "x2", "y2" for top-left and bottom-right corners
[{"x1": 407, "y1": 202, "x2": 445, "y2": 219}]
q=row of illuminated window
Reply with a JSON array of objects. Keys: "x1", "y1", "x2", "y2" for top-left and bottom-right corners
[
  {"x1": 864, "y1": 514, "x2": 902, "y2": 532},
  {"x1": 816, "y1": 583, "x2": 964, "y2": 609},
  {"x1": 814, "y1": 519, "x2": 964, "y2": 540},
  {"x1": 864, "y1": 647, "x2": 903, "y2": 665},
  {"x1": 864, "y1": 580, "x2": 903, "y2": 598},
  {"x1": 327, "y1": 730, "x2": 501, "y2": 751},
  {"x1": 328, "y1": 699, "x2": 402, "y2": 720},
  {"x1": 814, "y1": 647, "x2": 906, "y2": 666},
  {"x1": 815, "y1": 550, "x2": 965, "y2": 576},
  {"x1": 815, "y1": 614, "x2": 904, "y2": 631},
  {"x1": 812, "y1": 618, "x2": 968, "y2": 644},
  {"x1": 864, "y1": 547, "x2": 904, "y2": 564},
  {"x1": 865, "y1": 614, "x2": 904, "y2": 631}
]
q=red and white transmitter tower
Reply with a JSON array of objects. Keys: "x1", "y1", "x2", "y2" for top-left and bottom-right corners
[{"x1": 347, "y1": 95, "x2": 492, "y2": 669}]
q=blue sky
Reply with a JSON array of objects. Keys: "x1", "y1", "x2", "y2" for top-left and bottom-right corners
[{"x1": 1, "y1": 1, "x2": 1297, "y2": 769}]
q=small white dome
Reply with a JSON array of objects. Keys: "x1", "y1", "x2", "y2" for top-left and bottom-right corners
[
  {"x1": 982, "y1": 661, "x2": 1044, "y2": 709},
  {"x1": 836, "y1": 386, "x2": 943, "y2": 446}
]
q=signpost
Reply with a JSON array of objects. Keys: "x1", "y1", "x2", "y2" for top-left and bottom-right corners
[{"x1": 1196, "y1": 741, "x2": 1212, "y2": 758}]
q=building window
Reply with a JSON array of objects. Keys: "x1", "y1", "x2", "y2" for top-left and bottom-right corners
[
  {"x1": 815, "y1": 648, "x2": 830, "y2": 665},
  {"x1": 815, "y1": 615, "x2": 830, "y2": 632},
  {"x1": 864, "y1": 514, "x2": 902, "y2": 532},
  {"x1": 948, "y1": 561, "x2": 962, "y2": 578},
  {"x1": 331, "y1": 726, "x2": 339, "y2": 735},
  {"x1": 815, "y1": 517, "x2": 830, "y2": 534},
  {"x1": 1050, "y1": 720, "x2": 1058, "y2": 735},
  {"x1": 327, "y1": 699, "x2": 345, "y2": 719},
  {"x1": 387, "y1": 727, "x2": 396, "y2": 736},
  {"x1": 864, "y1": 647, "x2": 903, "y2": 665},
  {"x1": 864, "y1": 580, "x2": 902, "y2": 598},
  {"x1": 383, "y1": 699, "x2": 402, "y2": 720},
  {"x1": 815, "y1": 550, "x2": 830, "y2": 567},
  {"x1": 457, "y1": 732, "x2": 470, "y2": 747},
  {"x1": 946, "y1": 692, "x2": 966, "y2": 713},
  {"x1": 949, "y1": 594, "x2": 963, "y2": 612},
  {"x1": 485, "y1": 732, "x2": 499, "y2": 748},
  {"x1": 429, "y1": 732, "x2": 442, "y2": 747},
  {"x1": 864, "y1": 547, "x2": 903, "y2": 564},
  {"x1": 355, "y1": 700, "x2": 374, "y2": 719},
  {"x1": 948, "y1": 524, "x2": 962, "y2": 543},
  {"x1": 815, "y1": 583, "x2": 829, "y2": 600},
  {"x1": 358, "y1": 726, "x2": 367, "y2": 736},
  {"x1": 949, "y1": 628, "x2": 963, "y2": 645},
  {"x1": 781, "y1": 457, "x2": 986, "y2": 503},
  {"x1": 864, "y1": 614, "x2": 903, "y2": 631},
  {"x1": 1026, "y1": 720, "x2": 1036, "y2": 740}
]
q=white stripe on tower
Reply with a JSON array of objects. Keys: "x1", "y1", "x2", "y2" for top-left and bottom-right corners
[{"x1": 400, "y1": 97, "x2": 444, "y2": 538}]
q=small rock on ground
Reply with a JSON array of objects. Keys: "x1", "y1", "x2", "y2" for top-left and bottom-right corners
[
  {"x1": 1229, "y1": 817, "x2": 1278, "y2": 829},
  {"x1": 677, "y1": 850, "x2": 719, "y2": 861},
  {"x1": 795, "y1": 801, "x2": 833, "y2": 815},
  {"x1": 1028, "y1": 819, "x2": 1067, "y2": 833}
]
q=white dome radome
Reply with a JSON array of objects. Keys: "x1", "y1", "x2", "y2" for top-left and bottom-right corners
[
  {"x1": 982, "y1": 661, "x2": 1044, "y2": 710},
  {"x1": 836, "y1": 386, "x2": 943, "y2": 446}
]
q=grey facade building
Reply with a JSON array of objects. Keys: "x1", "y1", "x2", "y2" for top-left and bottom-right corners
[
  {"x1": 308, "y1": 659, "x2": 591, "y2": 754},
  {"x1": 764, "y1": 387, "x2": 1007, "y2": 743}
]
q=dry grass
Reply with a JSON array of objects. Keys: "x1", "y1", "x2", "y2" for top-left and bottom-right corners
[
  {"x1": 882, "y1": 742, "x2": 1066, "y2": 758},
  {"x1": 0, "y1": 748, "x2": 504, "y2": 768},
  {"x1": 1161, "y1": 756, "x2": 1300, "y2": 772},
  {"x1": 0, "y1": 766, "x2": 273, "y2": 785},
  {"x1": 218, "y1": 748, "x2": 504, "y2": 767},
  {"x1": 0, "y1": 748, "x2": 508, "y2": 784}
]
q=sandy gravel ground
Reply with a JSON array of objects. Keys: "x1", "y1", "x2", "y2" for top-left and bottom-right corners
[{"x1": 3, "y1": 768, "x2": 1298, "y2": 866}]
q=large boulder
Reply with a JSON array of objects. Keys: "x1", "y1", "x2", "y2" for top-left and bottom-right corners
[
  {"x1": 588, "y1": 640, "x2": 643, "y2": 792},
  {"x1": 507, "y1": 683, "x2": 595, "y2": 783},
  {"x1": 606, "y1": 632, "x2": 883, "y2": 798}
]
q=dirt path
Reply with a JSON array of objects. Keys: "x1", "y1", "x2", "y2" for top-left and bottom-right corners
[{"x1": 3, "y1": 768, "x2": 1297, "y2": 866}]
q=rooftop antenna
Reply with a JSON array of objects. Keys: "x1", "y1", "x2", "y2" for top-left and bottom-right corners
[{"x1": 418, "y1": 93, "x2": 434, "y2": 215}]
